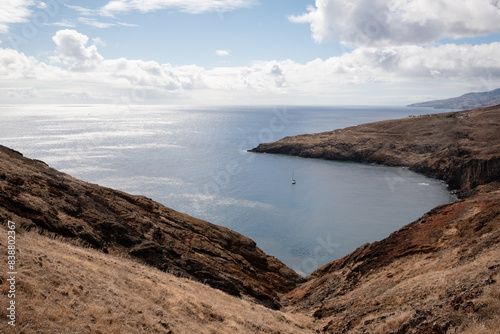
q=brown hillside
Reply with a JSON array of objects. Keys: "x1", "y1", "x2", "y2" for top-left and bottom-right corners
[
  {"x1": 0, "y1": 228, "x2": 316, "y2": 333},
  {"x1": 0, "y1": 145, "x2": 303, "y2": 308}
]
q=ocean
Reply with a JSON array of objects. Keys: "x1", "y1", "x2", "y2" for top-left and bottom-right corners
[{"x1": 0, "y1": 104, "x2": 456, "y2": 275}]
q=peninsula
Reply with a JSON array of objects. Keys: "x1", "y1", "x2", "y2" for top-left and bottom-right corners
[{"x1": 250, "y1": 105, "x2": 500, "y2": 196}]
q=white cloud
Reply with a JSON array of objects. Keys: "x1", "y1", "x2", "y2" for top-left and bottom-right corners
[
  {"x1": 215, "y1": 50, "x2": 230, "y2": 56},
  {"x1": 77, "y1": 17, "x2": 138, "y2": 29},
  {"x1": 289, "y1": 0, "x2": 500, "y2": 46},
  {"x1": 92, "y1": 37, "x2": 106, "y2": 46},
  {"x1": 51, "y1": 19, "x2": 77, "y2": 28},
  {"x1": 103, "y1": 58, "x2": 206, "y2": 89},
  {"x1": 0, "y1": 0, "x2": 35, "y2": 33},
  {"x1": 1, "y1": 29, "x2": 500, "y2": 104},
  {"x1": 68, "y1": 0, "x2": 257, "y2": 17},
  {"x1": 78, "y1": 17, "x2": 117, "y2": 29},
  {"x1": 65, "y1": 5, "x2": 96, "y2": 16},
  {"x1": 52, "y1": 29, "x2": 104, "y2": 71},
  {"x1": 0, "y1": 48, "x2": 42, "y2": 80},
  {"x1": 101, "y1": 0, "x2": 258, "y2": 15}
]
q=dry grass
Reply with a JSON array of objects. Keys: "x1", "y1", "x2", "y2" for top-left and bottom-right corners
[
  {"x1": 0, "y1": 227, "x2": 316, "y2": 333},
  {"x1": 1, "y1": 219, "x2": 498, "y2": 333},
  {"x1": 373, "y1": 311, "x2": 411, "y2": 334},
  {"x1": 450, "y1": 281, "x2": 500, "y2": 334},
  {"x1": 307, "y1": 241, "x2": 500, "y2": 333}
]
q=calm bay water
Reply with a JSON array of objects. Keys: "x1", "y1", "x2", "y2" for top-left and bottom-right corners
[{"x1": 0, "y1": 105, "x2": 455, "y2": 275}]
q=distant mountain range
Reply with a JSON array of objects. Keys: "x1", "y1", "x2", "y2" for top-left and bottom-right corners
[{"x1": 408, "y1": 88, "x2": 500, "y2": 109}]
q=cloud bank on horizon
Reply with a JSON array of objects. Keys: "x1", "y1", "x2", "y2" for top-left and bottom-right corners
[{"x1": 1, "y1": 0, "x2": 500, "y2": 105}]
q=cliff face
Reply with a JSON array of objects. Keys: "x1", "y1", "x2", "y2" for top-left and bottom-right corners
[
  {"x1": 0, "y1": 145, "x2": 304, "y2": 308},
  {"x1": 251, "y1": 105, "x2": 500, "y2": 196}
]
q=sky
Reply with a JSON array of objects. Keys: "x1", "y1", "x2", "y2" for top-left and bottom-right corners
[{"x1": 1, "y1": 0, "x2": 500, "y2": 105}]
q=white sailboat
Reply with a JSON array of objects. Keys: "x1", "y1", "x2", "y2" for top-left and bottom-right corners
[{"x1": 292, "y1": 170, "x2": 296, "y2": 184}]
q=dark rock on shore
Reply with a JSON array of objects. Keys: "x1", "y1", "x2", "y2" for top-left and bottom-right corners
[{"x1": 0, "y1": 145, "x2": 304, "y2": 308}]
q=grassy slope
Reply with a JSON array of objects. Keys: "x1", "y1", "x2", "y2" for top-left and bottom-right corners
[
  {"x1": 0, "y1": 227, "x2": 317, "y2": 334},
  {"x1": 0, "y1": 144, "x2": 303, "y2": 309}
]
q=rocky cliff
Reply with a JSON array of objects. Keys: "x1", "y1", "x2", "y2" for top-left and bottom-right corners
[
  {"x1": 0, "y1": 145, "x2": 303, "y2": 309},
  {"x1": 251, "y1": 105, "x2": 500, "y2": 196}
]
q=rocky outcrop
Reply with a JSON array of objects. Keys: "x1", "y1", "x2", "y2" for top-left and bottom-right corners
[
  {"x1": 0, "y1": 145, "x2": 304, "y2": 308},
  {"x1": 408, "y1": 88, "x2": 500, "y2": 109},
  {"x1": 250, "y1": 105, "x2": 500, "y2": 196}
]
